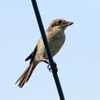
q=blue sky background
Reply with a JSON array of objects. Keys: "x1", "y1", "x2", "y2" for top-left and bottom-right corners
[{"x1": 0, "y1": 0, "x2": 100, "y2": 100}]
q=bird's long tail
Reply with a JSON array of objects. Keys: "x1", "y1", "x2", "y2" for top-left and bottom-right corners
[{"x1": 16, "y1": 61, "x2": 37, "y2": 88}]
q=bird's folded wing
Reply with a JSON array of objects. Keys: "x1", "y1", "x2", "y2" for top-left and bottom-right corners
[{"x1": 25, "y1": 45, "x2": 37, "y2": 61}]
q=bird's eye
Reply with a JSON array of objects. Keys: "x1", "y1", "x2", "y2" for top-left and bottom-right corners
[{"x1": 58, "y1": 20, "x2": 62, "y2": 24}]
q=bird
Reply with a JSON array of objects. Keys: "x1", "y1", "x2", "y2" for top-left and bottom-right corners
[{"x1": 16, "y1": 18, "x2": 73, "y2": 88}]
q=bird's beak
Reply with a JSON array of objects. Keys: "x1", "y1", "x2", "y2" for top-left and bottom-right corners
[
  {"x1": 67, "y1": 21, "x2": 74, "y2": 26},
  {"x1": 63, "y1": 21, "x2": 73, "y2": 28}
]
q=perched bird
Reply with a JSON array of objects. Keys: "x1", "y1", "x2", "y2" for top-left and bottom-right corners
[{"x1": 16, "y1": 18, "x2": 73, "y2": 88}]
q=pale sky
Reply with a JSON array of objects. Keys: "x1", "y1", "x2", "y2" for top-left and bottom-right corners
[{"x1": 0, "y1": 0, "x2": 100, "y2": 100}]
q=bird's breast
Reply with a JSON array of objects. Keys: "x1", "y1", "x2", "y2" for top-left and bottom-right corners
[
  {"x1": 36, "y1": 31, "x2": 65, "y2": 60},
  {"x1": 47, "y1": 32, "x2": 65, "y2": 57}
]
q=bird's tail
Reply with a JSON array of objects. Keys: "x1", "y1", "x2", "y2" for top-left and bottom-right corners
[{"x1": 16, "y1": 61, "x2": 37, "y2": 88}]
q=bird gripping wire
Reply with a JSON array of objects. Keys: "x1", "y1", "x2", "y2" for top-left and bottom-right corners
[{"x1": 31, "y1": 0, "x2": 65, "y2": 100}]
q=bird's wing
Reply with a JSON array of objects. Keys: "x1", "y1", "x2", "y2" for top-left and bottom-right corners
[{"x1": 25, "y1": 45, "x2": 37, "y2": 62}]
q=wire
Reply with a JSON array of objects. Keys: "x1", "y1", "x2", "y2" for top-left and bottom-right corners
[{"x1": 31, "y1": 0, "x2": 65, "y2": 100}]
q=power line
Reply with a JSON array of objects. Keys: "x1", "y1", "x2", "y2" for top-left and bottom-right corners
[{"x1": 31, "y1": 0, "x2": 65, "y2": 100}]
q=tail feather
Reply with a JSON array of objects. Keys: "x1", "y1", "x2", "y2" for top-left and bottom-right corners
[{"x1": 16, "y1": 62, "x2": 37, "y2": 88}]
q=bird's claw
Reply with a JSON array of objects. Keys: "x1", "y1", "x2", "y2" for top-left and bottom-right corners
[
  {"x1": 40, "y1": 59, "x2": 57, "y2": 72},
  {"x1": 47, "y1": 64, "x2": 52, "y2": 72},
  {"x1": 40, "y1": 59, "x2": 51, "y2": 72}
]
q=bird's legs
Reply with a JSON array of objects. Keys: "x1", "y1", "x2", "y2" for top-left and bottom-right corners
[{"x1": 40, "y1": 59, "x2": 51, "y2": 71}]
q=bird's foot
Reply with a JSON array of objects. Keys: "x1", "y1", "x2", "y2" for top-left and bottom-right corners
[
  {"x1": 47, "y1": 64, "x2": 52, "y2": 72},
  {"x1": 40, "y1": 59, "x2": 58, "y2": 72},
  {"x1": 40, "y1": 59, "x2": 52, "y2": 72}
]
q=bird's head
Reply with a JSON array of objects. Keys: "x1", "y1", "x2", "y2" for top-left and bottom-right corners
[{"x1": 47, "y1": 18, "x2": 73, "y2": 32}]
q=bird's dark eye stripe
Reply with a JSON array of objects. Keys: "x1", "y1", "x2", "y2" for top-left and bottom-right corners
[
  {"x1": 58, "y1": 20, "x2": 62, "y2": 24},
  {"x1": 51, "y1": 20, "x2": 63, "y2": 27}
]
